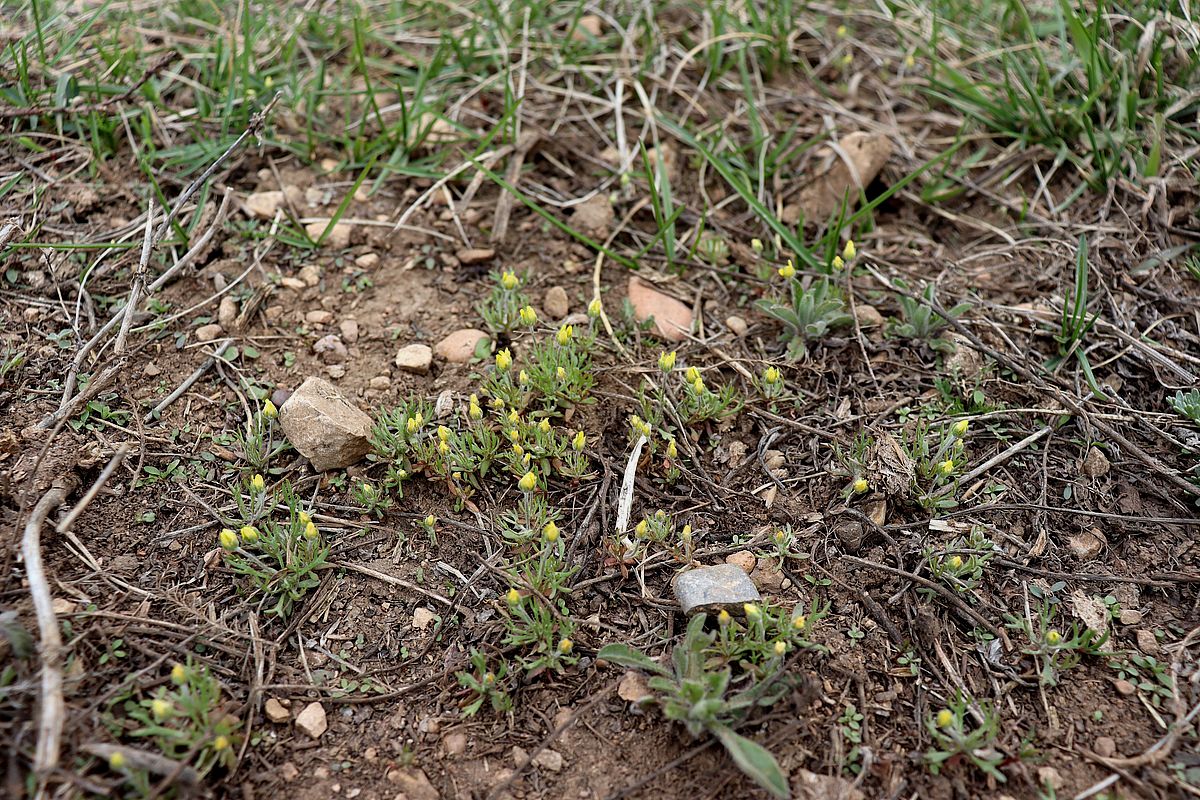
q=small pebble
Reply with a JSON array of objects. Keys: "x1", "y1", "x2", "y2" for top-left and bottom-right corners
[
  {"x1": 294, "y1": 701, "x2": 327, "y2": 738},
  {"x1": 368, "y1": 375, "x2": 391, "y2": 390},
  {"x1": 264, "y1": 698, "x2": 290, "y2": 723},
  {"x1": 1114, "y1": 679, "x2": 1136, "y2": 696},
  {"x1": 195, "y1": 323, "x2": 223, "y2": 342},
  {"x1": 298, "y1": 264, "x2": 322, "y2": 287},
  {"x1": 395, "y1": 344, "x2": 434, "y2": 374},
  {"x1": 435, "y1": 329, "x2": 488, "y2": 364},
  {"x1": 456, "y1": 247, "x2": 495, "y2": 264},
  {"x1": 217, "y1": 295, "x2": 238, "y2": 329},
  {"x1": 544, "y1": 286, "x2": 570, "y2": 319},
  {"x1": 725, "y1": 315, "x2": 748, "y2": 336},
  {"x1": 306, "y1": 310, "x2": 335, "y2": 326},
  {"x1": 725, "y1": 551, "x2": 756, "y2": 574},
  {"x1": 313, "y1": 334, "x2": 347, "y2": 364},
  {"x1": 339, "y1": 318, "x2": 359, "y2": 344},
  {"x1": 355, "y1": 253, "x2": 380, "y2": 268},
  {"x1": 1094, "y1": 736, "x2": 1116, "y2": 758},
  {"x1": 1136, "y1": 629, "x2": 1159, "y2": 654}
]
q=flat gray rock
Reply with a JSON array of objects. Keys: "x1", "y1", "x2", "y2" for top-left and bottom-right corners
[
  {"x1": 278, "y1": 376, "x2": 373, "y2": 471},
  {"x1": 672, "y1": 564, "x2": 761, "y2": 616}
]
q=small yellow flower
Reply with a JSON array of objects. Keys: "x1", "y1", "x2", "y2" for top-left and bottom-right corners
[
  {"x1": 1046, "y1": 630, "x2": 1062, "y2": 645},
  {"x1": 937, "y1": 459, "x2": 955, "y2": 476},
  {"x1": 556, "y1": 324, "x2": 574, "y2": 346},
  {"x1": 763, "y1": 366, "x2": 781, "y2": 385},
  {"x1": 213, "y1": 735, "x2": 230, "y2": 751},
  {"x1": 774, "y1": 529, "x2": 787, "y2": 545},
  {"x1": 836, "y1": 24, "x2": 847, "y2": 37},
  {"x1": 108, "y1": 751, "x2": 127, "y2": 770},
  {"x1": 262, "y1": 399, "x2": 278, "y2": 419},
  {"x1": 690, "y1": 377, "x2": 705, "y2": 394},
  {"x1": 843, "y1": 240, "x2": 856, "y2": 260},
  {"x1": 490, "y1": 397, "x2": 506, "y2": 409},
  {"x1": 424, "y1": 514, "x2": 436, "y2": 528},
  {"x1": 831, "y1": 255, "x2": 845, "y2": 271},
  {"x1": 841, "y1": 52, "x2": 853, "y2": 66},
  {"x1": 952, "y1": 419, "x2": 969, "y2": 437},
  {"x1": 684, "y1": 366, "x2": 701, "y2": 384},
  {"x1": 468, "y1": 401, "x2": 483, "y2": 421},
  {"x1": 495, "y1": 348, "x2": 513, "y2": 371},
  {"x1": 778, "y1": 260, "x2": 796, "y2": 279},
  {"x1": 239, "y1": 525, "x2": 259, "y2": 544},
  {"x1": 743, "y1": 603, "x2": 761, "y2": 620},
  {"x1": 558, "y1": 638, "x2": 573, "y2": 655},
  {"x1": 852, "y1": 477, "x2": 869, "y2": 494},
  {"x1": 658, "y1": 350, "x2": 677, "y2": 372},
  {"x1": 519, "y1": 369, "x2": 530, "y2": 384},
  {"x1": 483, "y1": 671, "x2": 496, "y2": 686},
  {"x1": 438, "y1": 440, "x2": 450, "y2": 455},
  {"x1": 773, "y1": 641, "x2": 787, "y2": 656},
  {"x1": 406, "y1": 416, "x2": 420, "y2": 434},
  {"x1": 543, "y1": 520, "x2": 560, "y2": 543},
  {"x1": 793, "y1": 615, "x2": 807, "y2": 631},
  {"x1": 508, "y1": 428, "x2": 520, "y2": 443},
  {"x1": 681, "y1": 523, "x2": 692, "y2": 541},
  {"x1": 506, "y1": 588, "x2": 521, "y2": 605},
  {"x1": 500, "y1": 271, "x2": 519, "y2": 290},
  {"x1": 437, "y1": 425, "x2": 450, "y2": 441},
  {"x1": 219, "y1": 528, "x2": 238, "y2": 550},
  {"x1": 666, "y1": 439, "x2": 678, "y2": 459},
  {"x1": 519, "y1": 305, "x2": 537, "y2": 326},
  {"x1": 513, "y1": 443, "x2": 525, "y2": 456},
  {"x1": 587, "y1": 298, "x2": 603, "y2": 318},
  {"x1": 947, "y1": 555, "x2": 964, "y2": 570},
  {"x1": 572, "y1": 430, "x2": 586, "y2": 451},
  {"x1": 171, "y1": 663, "x2": 187, "y2": 685},
  {"x1": 298, "y1": 511, "x2": 312, "y2": 527},
  {"x1": 751, "y1": 238, "x2": 764, "y2": 254},
  {"x1": 250, "y1": 474, "x2": 265, "y2": 493},
  {"x1": 904, "y1": 53, "x2": 916, "y2": 68},
  {"x1": 556, "y1": 366, "x2": 567, "y2": 382},
  {"x1": 518, "y1": 471, "x2": 538, "y2": 492},
  {"x1": 635, "y1": 519, "x2": 648, "y2": 537},
  {"x1": 304, "y1": 520, "x2": 319, "y2": 540},
  {"x1": 507, "y1": 409, "x2": 520, "y2": 424},
  {"x1": 936, "y1": 709, "x2": 954, "y2": 728},
  {"x1": 718, "y1": 609, "x2": 731, "y2": 626},
  {"x1": 151, "y1": 698, "x2": 171, "y2": 719},
  {"x1": 534, "y1": 419, "x2": 549, "y2": 434}
]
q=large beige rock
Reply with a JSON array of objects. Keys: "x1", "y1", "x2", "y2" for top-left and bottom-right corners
[
  {"x1": 627, "y1": 276, "x2": 693, "y2": 342},
  {"x1": 294, "y1": 701, "x2": 327, "y2": 739},
  {"x1": 435, "y1": 329, "x2": 489, "y2": 363},
  {"x1": 786, "y1": 131, "x2": 893, "y2": 223},
  {"x1": 278, "y1": 377, "x2": 374, "y2": 471}
]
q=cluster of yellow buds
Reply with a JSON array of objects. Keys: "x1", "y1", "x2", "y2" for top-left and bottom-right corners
[
  {"x1": 572, "y1": 430, "x2": 586, "y2": 451},
  {"x1": 778, "y1": 259, "x2": 796, "y2": 279},
  {"x1": 108, "y1": 752, "x2": 127, "y2": 770},
  {"x1": 537, "y1": 418, "x2": 551, "y2": 434},
  {"x1": 506, "y1": 587, "x2": 521, "y2": 605},
  {"x1": 634, "y1": 518, "x2": 648, "y2": 537},
  {"x1": 743, "y1": 603, "x2": 762, "y2": 620},
  {"x1": 718, "y1": 609, "x2": 731, "y2": 626},
  {"x1": 793, "y1": 614, "x2": 807, "y2": 631},
  {"x1": 1046, "y1": 630, "x2": 1062, "y2": 645},
  {"x1": 665, "y1": 438, "x2": 678, "y2": 460},
  {"x1": 468, "y1": 395, "x2": 483, "y2": 420},
  {"x1": 240, "y1": 525, "x2": 259, "y2": 544},
  {"x1": 555, "y1": 366, "x2": 567, "y2": 382},
  {"x1": 763, "y1": 366, "x2": 781, "y2": 385},
  {"x1": 680, "y1": 523, "x2": 692, "y2": 543},
  {"x1": 495, "y1": 348, "x2": 513, "y2": 371},
  {"x1": 773, "y1": 641, "x2": 787, "y2": 657},
  {"x1": 303, "y1": 517, "x2": 319, "y2": 540},
  {"x1": 832, "y1": 240, "x2": 856, "y2": 271},
  {"x1": 937, "y1": 459, "x2": 955, "y2": 476},
  {"x1": 423, "y1": 513, "x2": 437, "y2": 530},
  {"x1": 519, "y1": 305, "x2": 537, "y2": 326},
  {"x1": 658, "y1": 350, "x2": 677, "y2": 373},
  {"x1": 629, "y1": 414, "x2": 653, "y2": 439},
  {"x1": 852, "y1": 477, "x2": 869, "y2": 494},
  {"x1": 946, "y1": 554, "x2": 964, "y2": 570},
  {"x1": 519, "y1": 368, "x2": 530, "y2": 384},
  {"x1": 406, "y1": 411, "x2": 424, "y2": 434},
  {"x1": 250, "y1": 473, "x2": 265, "y2": 493},
  {"x1": 952, "y1": 419, "x2": 969, "y2": 437},
  {"x1": 936, "y1": 709, "x2": 954, "y2": 728},
  {"x1": 213, "y1": 735, "x2": 230, "y2": 751},
  {"x1": 500, "y1": 270, "x2": 520, "y2": 290},
  {"x1": 151, "y1": 697, "x2": 172, "y2": 719},
  {"x1": 556, "y1": 324, "x2": 574, "y2": 346},
  {"x1": 171, "y1": 663, "x2": 188, "y2": 684},
  {"x1": 558, "y1": 638, "x2": 573, "y2": 655}
]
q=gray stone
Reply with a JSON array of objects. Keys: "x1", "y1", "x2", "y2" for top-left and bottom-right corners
[
  {"x1": 1094, "y1": 736, "x2": 1116, "y2": 758},
  {"x1": 672, "y1": 564, "x2": 761, "y2": 615},
  {"x1": 313, "y1": 334, "x2": 347, "y2": 364},
  {"x1": 278, "y1": 377, "x2": 374, "y2": 471}
]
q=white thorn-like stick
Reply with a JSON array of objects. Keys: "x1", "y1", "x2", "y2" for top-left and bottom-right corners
[{"x1": 615, "y1": 435, "x2": 647, "y2": 536}]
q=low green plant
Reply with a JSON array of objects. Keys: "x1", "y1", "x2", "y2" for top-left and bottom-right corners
[
  {"x1": 904, "y1": 418, "x2": 971, "y2": 509},
  {"x1": 1107, "y1": 652, "x2": 1175, "y2": 708},
  {"x1": 456, "y1": 649, "x2": 513, "y2": 716},
  {"x1": 500, "y1": 585, "x2": 576, "y2": 675},
  {"x1": 1168, "y1": 389, "x2": 1200, "y2": 425},
  {"x1": 598, "y1": 613, "x2": 797, "y2": 798},
  {"x1": 478, "y1": 269, "x2": 532, "y2": 334},
  {"x1": 221, "y1": 478, "x2": 327, "y2": 619},
  {"x1": 756, "y1": 264, "x2": 852, "y2": 359},
  {"x1": 1048, "y1": 236, "x2": 1101, "y2": 397},
  {"x1": 234, "y1": 400, "x2": 288, "y2": 472},
  {"x1": 352, "y1": 480, "x2": 392, "y2": 518},
  {"x1": 890, "y1": 279, "x2": 970, "y2": 351},
  {"x1": 839, "y1": 703, "x2": 864, "y2": 775},
  {"x1": 1006, "y1": 601, "x2": 1106, "y2": 686},
  {"x1": 925, "y1": 691, "x2": 1006, "y2": 782},
  {"x1": 925, "y1": 527, "x2": 998, "y2": 595}
]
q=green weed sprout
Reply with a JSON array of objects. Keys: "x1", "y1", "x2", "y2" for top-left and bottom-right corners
[
  {"x1": 353, "y1": 480, "x2": 392, "y2": 518},
  {"x1": 925, "y1": 527, "x2": 998, "y2": 595},
  {"x1": 222, "y1": 480, "x2": 327, "y2": 619},
  {"x1": 478, "y1": 269, "x2": 531, "y2": 333},
  {"x1": 905, "y1": 419, "x2": 971, "y2": 509},
  {"x1": 755, "y1": 260, "x2": 852, "y2": 359},
  {"x1": 1168, "y1": 389, "x2": 1200, "y2": 425},
  {"x1": 598, "y1": 614, "x2": 797, "y2": 799},
  {"x1": 235, "y1": 399, "x2": 287, "y2": 472},
  {"x1": 456, "y1": 649, "x2": 512, "y2": 717},
  {"x1": 124, "y1": 659, "x2": 240, "y2": 780},
  {"x1": 925, "y1": 691, "x2": 1006, "y2": 782},
  {"x1": 501, "y1": 586, "x2": 576, "y2": 674},
  {"x1": 1006, "y1": 602, "x2": 1106, "y2": 686},
  {"x1": 890, "y1": 279, "x2": 970, "y2": 352}
]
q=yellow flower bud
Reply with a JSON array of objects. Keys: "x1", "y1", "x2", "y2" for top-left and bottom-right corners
[
  {"x1": 558, "y1": 638, "x2": 573, "y2": 654},
  {"x1": 239, "y1": 525, "x2": 259, "y2": 544},
  {"x1": 513, "y1": 443, "x2": 524, "y2": 456},
  {"x1": 778, "y1": 260, "x2": 796, "y2": 279},
  {"x1": 406, "y1": 416, "x2": 420, "y2": 434},
  {"x1": 519, "y1": 305, "x2": 537, "y2": 326},
  {"x1": 250, "y1": 474, "x2": 265, "y2": 492},
  {"x1": 543, "y1": 520, "x2": 560, "y2": 542},
  {"x1": 793, "y1": 615, "x2": 807, "y2": 631},
  {"x1": 774, "y1": 641, "x2": 787, "y2": 656},
  {"x1": 438, "y1": 440, "x2": 450, "y2": 455},
  {"x1": 556, "y1": 366, "x2": 567, "y2": 381},
  {"x1": 262, "y1": 399, "x2": 278, "y2": 419},
  {"x1": 658, "y1": 350, "x2": 677, "y2": 372},
  {"x1": 681, "y1": 523, "x2": 692, "y2": 541},
  {"x1": 519, "y1": 369, "x2": 530, "y2": 384},
  {"x1": 947, "y1": 555, "x2": 963, "y2": 570},
  {"x1": 1046, "y1": 630, "x2": 1062, "y2": 645},
  {"x1": 904, "y1": 53, "x2": 916, "y2": 68},
  {"x1": 213, "y1": 735, "x2": 230, "y2": 751},
  {"x1": 685, "y1": 366, "x2": 701, "y2": 383},
  {"x1": 171, "y1": 663, "x2": 187, "y2": 684},
  {"x1": 483, "y1": 671, "x2": 496, "y2": 686},
  {"x1": 666, "y1": 439, "x2": 678, "y2": 459},
  {"x1": 635, "y1": 519, "x2": 648, "y2": 537},
  {"x1": 518, "y1": 471, "x2": 537, "y2": 492},
  {"x1": 304, "y1": 520, "x2": 319, "y2": 540},
  {"x1": 852, "y1": 477, "x2": 869, "y2": 494},
  {"x1": 556, "y1": 324, "x2": 574, "y2": 346},
  {"x1": 298, "y1": 511, "x2": 311, "y2": 526},
  {"x1": 952, "y1": 419, "x2": 969, "y2": 437},
  {"x1": 690, "y1": 377, "x2": 705, "y2": 394},
  {"x1": 743, "y1": 603, "x2": 761, "y2": 619},
  {"x1": 108, "y1": 751, "x2": 127, "y2": 770},
  {"x1": 763, "y1": 366, "x2": 781, "y2": 385},
  {"x1": 718, "y1": 609, "x2": 731, "y2": 626},
  {"x1": 936, "y1": 709, "x2": 954, "y2": 728},
  {"x1": 508, "y1": 409, "x2": 520, "y2": 424},
  {"x1": 424, "y1": 514, "x2": 436, "y2": 528},
  {"x1": 219, "y1": 528, "x2": 238, "y2": 550},
  {"x1": 588, "y1": 298, "x2": 603, "y2": 318},
  {"x1": 751, "y1": 238, "x2": 764, "y2": 254},
  {"x1": 500, "y1": 271, "x2": 519, "y2": 290},
  {"x1": 774, "y1": 529, "x2": 786, "y2": 544},
  {"x1": 437, "y1": 425, "x2": 450, "y2": 441},
  {"x1": 506, "y1": 588, "x2": 521, "y2": 605},
  {"x1": 937, "y1": 459, "x2": 954, "y2": 476},
  {"x1": 572, "y1": 430, "x2": 586, "y2": 451},
  {"x1": 831, "y1": 255, "x2": 845, "y2": 271},
  {"x1": 538, "y1": 418, "x2": 551, "y2": 433},
  {"x1": 151, "y1": 698, "x2": 171, "y2": 719},
  {"x1": 491, "y1": 397, "x2": 505, "y2": 409},
  {"x1": 843, "y1": 240, "x2": 856, "y2": 260},
  {"x1": 469, "y1": 402, "x2": 483, "y2": 421},
  {"x1": 836, "y1": 24, "x2": 847, "y2": 37},
  {"x1": 495, "y1": 348, "x2": 513, "y2": 371}
]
